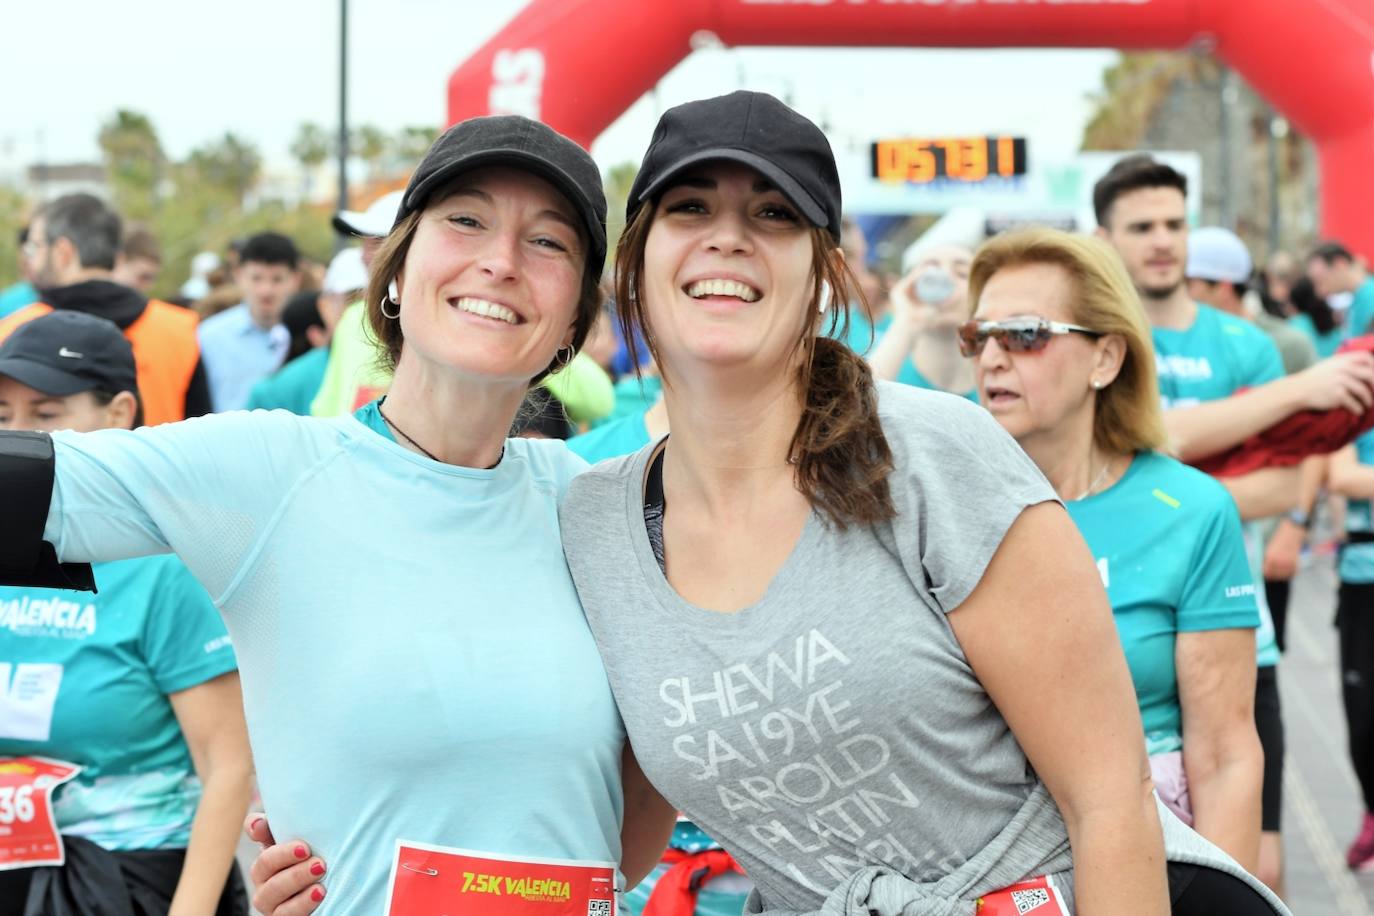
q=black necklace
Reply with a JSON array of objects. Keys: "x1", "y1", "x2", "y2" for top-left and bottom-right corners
[
  {"x1": 377, "y1": 403, "x2": 441, "y2": 462},
  {"x1": 377, "y1": 402, "x2": 504, "y2": 468}
]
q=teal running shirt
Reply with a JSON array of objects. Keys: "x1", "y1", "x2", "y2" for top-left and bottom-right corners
[
  {"x1": 568, "y1": 413, "x2": 652, "y2": 464},
  {"x1": 1066, "y1": 452, "x2": 1260, "y2": 755},
  {"x1": 1151, "y1": 303, "x2": 1284, "y2": 668},
  {"x1": 0, "y1": 555, "x2": 237, "y2": 850},
  {"x1": 1344, "y1": 276, "x2": 1374, "y2": 339},
  {"x1": 894, "y1": 360, "x2": 977, "y2": 401},
  {"x1": 1288, "y1": 312, "x2": 1342, "y2": 359},
  {"x1": 1342, "y1": 428, "x2": 1374, "y2": 584},
  {"x1": 245, "y1": 347, "x2": 330, "y2": 416}
]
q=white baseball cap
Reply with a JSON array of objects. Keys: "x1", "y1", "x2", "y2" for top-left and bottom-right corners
[
  {"x1": 332, "y1": 190, "x2": 405, "y2": 238},
  {"x1": 1187, "y1": 227, "x2": 1253, "y2": 284},
  {"x1": 322, "y1": 247, "x2": 368, "y2": 296}
]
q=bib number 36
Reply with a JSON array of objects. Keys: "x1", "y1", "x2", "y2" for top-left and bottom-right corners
[
  {"x1": 0, "y1": 756, "x2": 82, "y2": 871},
  {"x1": 0, "y1": 785, "x2": 35, "y2": 824}
]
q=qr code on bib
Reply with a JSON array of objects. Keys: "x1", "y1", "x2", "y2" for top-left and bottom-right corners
[
  {"x1": 1011, "y1": 887, "x2": 1052, "y2": 913},
  {"x1": 587, "y1": 901, "x2": 611, "y2": 916}
]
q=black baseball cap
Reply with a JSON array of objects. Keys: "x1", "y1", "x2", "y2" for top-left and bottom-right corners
[
  {"x1": 0, "y1": 311, "x2": 138, "y2": 397},
  {"x1": 628, "y1": 91, "x2": 843, "y2": 241},
  {"x1": 397, "y1": 115, "x2": 608, "y2": 272}
]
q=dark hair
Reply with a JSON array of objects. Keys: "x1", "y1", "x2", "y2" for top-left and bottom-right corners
[
  {"x1": 17, "y1": 226, "x2": 28, "y2": 246},
  {"x1": 281, "y1": 290, "x2": 323, "y2": 362},
  {"x1": 239, "y1": 232, "x2": 300, "y2": 270},
  {"x1": 1289, "y1": 276, "x2": 1337, "y2": 335},
  {"x1": 614, "y1": 203, "x2": 894, "y2": 530},
  {"x1": 364, "y1": 186, "x2": 604, "y2": 385},
  {"x1": 511, "y1": 387, "x2": 573, "y2": 440},
  {"x1": 1092, "y1": 154, "x2": 1188, "y2": 228},
  {"x1": 119, "y1": 225, "x2": 161, "y2": 264},
  {"x1": 89, "y1": 388, "x2": 144, "y2": 430},
  {"x1": 1309, "y1": 241, "x2": 1356, "y2": 266},
  {"x1": 39, "y1": 193, "x2": 121, "y2": 270}
]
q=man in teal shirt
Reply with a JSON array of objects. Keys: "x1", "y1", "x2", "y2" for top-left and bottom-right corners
[
  {"x1": 1094, "y1": 154, "x2": 1374, "y2": 896},
  {"x1": 1307, "y1": 240, "x2": 1374, "y2": 339}
]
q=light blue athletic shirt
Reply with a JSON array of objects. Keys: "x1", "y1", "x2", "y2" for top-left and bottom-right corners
[
  {"x1": 1341, "y1": 428, "x2": 1374, "y2": 584},
  {"x1": 1066, "y1": 452, "x2": 1260, "y2": 756},
  {"x1": 0, "y1": 555, "x2": 236, "y2": 850},
  {"x1": 42, "y1": 406, "x2": 624, "y2": 914},
  {"x1": 1151, "y1": 303, "x2": 1283, "y2": 668},
  {"x1": 1344, "y1": 276, "x2": 1374, "y2": 340}
]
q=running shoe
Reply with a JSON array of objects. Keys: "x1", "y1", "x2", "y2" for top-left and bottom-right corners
[{"x1": 1347, "y1": 811, "x2": 1374, "y2": 871}]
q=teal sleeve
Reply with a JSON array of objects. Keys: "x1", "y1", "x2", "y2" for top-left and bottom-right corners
[
  {"x1": 244, "y1": 379, "x2": 272, "y2": 412},
  {"x1": 1176, "y1": 491, "x2": 1262, "y2": 632},
  {"x1": 140, "y1": 558, "x2": 238, "y2": 694}
]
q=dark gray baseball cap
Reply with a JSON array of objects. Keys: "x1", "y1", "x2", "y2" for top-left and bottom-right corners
[
  {"x1": 397, "y1": 115, "x2": 608, "y2": 273},
  {"x1": 0, "y1": 311, "x2": 138, "y2": 397}
]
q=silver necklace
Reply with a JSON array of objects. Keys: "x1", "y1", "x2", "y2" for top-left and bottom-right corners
[{"x1": 1073, "y1": 459, "x2": 1113, "y2": 501}]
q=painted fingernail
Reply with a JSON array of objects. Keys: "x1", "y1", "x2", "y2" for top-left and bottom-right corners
[
  {"x1": 310, "y1": 861, "x2": 326, "y2": 876},
  {"x1": 311, "y1": 886, "x2": 326, "y2": 902},
  {"x1": 293, "y1": 845, "x2": 308, "y2": 859},
  {"x1": 250, "y1": 817, "x2": 264, "y2": 832}
]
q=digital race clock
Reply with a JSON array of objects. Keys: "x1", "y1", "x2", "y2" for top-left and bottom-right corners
[{"x1": 871, "y1": 137, "x2": 1028, "y2": 184}]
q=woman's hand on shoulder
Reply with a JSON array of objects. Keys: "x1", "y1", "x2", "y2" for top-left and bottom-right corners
[{"x1": 244, "y1": 813, "x2": 327, "y2": 915}]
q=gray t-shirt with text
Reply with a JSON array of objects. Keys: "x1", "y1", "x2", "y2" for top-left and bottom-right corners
[{"x1": 560, "y1": 383, "x2": 1074, "y2": 911}]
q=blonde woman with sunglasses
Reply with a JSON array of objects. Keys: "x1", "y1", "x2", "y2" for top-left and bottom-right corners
[{"x1": 966, "y1": 228, "x2": 1269, "y2": 900}]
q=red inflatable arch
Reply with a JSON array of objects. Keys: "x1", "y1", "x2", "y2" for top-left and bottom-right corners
[{"x1": 451, "y1": 0, "x2": 1374, "y2": 256}]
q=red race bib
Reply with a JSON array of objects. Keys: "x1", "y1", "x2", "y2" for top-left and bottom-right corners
[
  {"x1": 0, "y1": 756, "x2": 82, "y2": 871},
  {"x1": 976, "y1": 875, "x2": 1070, "y2": 915},
  {"x1": 385, "y1": 842, "x2": 618, "y2": 916}
]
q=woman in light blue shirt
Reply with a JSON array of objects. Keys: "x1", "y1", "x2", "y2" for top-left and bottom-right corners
[{"x1": 0, "y1": 118, "x2": 674, "y2": 914}]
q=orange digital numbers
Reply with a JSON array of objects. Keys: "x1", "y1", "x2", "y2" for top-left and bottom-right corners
[{"x1": 871, "y1": 136, "x2": 1026, "y2": 184}]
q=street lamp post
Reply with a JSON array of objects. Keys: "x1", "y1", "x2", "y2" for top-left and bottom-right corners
[{"x1": 336, "y1": 0, "x2": 349, "y2": 239}]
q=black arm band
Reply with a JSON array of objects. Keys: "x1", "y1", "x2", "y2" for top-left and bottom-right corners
[{"x1": 0, "y1": 431, "x2": 96, "y2": 593}]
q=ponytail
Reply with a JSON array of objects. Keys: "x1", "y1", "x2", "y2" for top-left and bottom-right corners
[{"x1": 791, "y1": 334, "x2": 894, "y2": 529}]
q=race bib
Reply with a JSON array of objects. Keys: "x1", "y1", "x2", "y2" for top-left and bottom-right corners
[
  {"x1": 386, "y1": 841, "x2": 618, "y2": 916},
  {"x1": 0, "y1": 756, "x2": 82, "y2": 871},
  {"x1": 976, "y1": 875, "x2": 1070, "y2": 915}
]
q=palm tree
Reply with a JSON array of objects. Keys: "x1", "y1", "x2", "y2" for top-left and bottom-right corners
[{"x1": 290, "y1": 123, "x2": 331, "y2": 198}]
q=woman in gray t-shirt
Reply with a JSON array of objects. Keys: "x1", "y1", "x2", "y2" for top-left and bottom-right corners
[{"x1": 562, "y1": 91, "x2": 1172, "y2": 914}]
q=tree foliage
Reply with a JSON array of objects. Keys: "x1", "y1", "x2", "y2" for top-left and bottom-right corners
[
  {"x1": 98, "y1": 109, "x2": 166, "y2": 221},
  {"x1": 1081, "y1": 53, "x2": 1218, "y2": 151},
  {"x1": 186, "y1": 132, "x2": 263, "y2": 209}
]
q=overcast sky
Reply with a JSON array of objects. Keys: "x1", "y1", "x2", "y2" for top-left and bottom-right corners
[{"x1": 0, "y1": 0, "x2": 1117, "y2": 177}]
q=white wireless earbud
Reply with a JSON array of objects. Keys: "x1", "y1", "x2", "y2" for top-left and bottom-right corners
[
  {"x1": 387, "y1": 279, "x2": 400, "y2": 303},
  {"x1": 818, "y1": 280, "x2": 832, "y2": 315}
]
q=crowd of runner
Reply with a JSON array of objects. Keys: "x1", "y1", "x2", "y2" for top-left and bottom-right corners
[{"x1": 1, "y1": 91, "x2": 1373, "y2": 916}]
